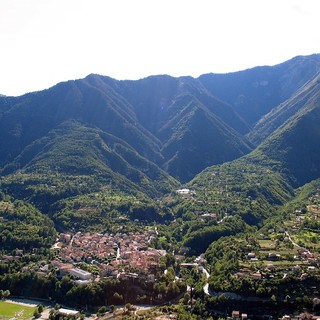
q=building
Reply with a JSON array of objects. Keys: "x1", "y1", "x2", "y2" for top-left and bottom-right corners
[
  {"x1": 176, "y1": 188, "x2": 190, "y2": 195},
  {"x1": 232, "y1": 310, "x2": 240, "y2": 320},
  {"x1": 69, "y1": 268, "x2": 92, "y2": 280},
  {"x1": 58, "y1": 308, "x2": 79, "y2": 317}
]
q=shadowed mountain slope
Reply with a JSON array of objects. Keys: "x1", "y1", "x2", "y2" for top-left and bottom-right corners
[
  {"x1": 198, "y1": 54, "x2": 320, "y2": 128},
  {"x1": 0, "y1": 54, "x2": 319, "y2": 187},
  {"x1": 251, "y1": 94, "x2": 320, "y2": 187},
  {"x1": 247, "y1": 73, "x2": 320, "y2": 145},
  {"x1": 0, "y1": 74, "x2": 254, "y2": 183}
]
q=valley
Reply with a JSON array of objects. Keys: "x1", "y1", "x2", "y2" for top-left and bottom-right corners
[{"x1": 0, "y1": 54, "x2": 320, "y2": 319}]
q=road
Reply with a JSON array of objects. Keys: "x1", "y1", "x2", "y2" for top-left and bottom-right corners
[
  {"x1": 199, "y1": 263, "x2": 269, "y2": 301},
  {"x1": 199, "y1": 265, "x2": 211, "y2": 295},
  {"x1": 284, "y1": 230, "x2": 312, "y2": 255}
]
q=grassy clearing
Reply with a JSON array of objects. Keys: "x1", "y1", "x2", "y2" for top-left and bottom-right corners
[
  {"x1": 0, "y1": 301, "x2": 36, "y2": 319},
  {"x1": 257, "y1": 239, "x2": 275, "y2": 248}
]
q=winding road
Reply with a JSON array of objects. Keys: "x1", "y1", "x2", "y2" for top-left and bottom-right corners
[{"x1": 284, "y1": 230, "x2": 312, "y2": 255}]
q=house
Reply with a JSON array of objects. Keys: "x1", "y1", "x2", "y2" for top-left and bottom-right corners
[
  {"x1": 251, "y1": 272, "x2": 262, "y2": 280},
  {"x1": 75, "y1": 279, "x2": 91, "y2": 285},
  {"x1": 247, "y1": 252, "x2": 255, "y2": 259},
  {"x1": 180, "y1": 263, "x2": 198, "y2": 268},
  {"x1": 14, "y1": 249, "x2": 23, "y2": 256},
  {"x1": 59, "y1": 233, "x2": 72, "y2": 243},
  {"x1": 242, "y1": 314, "x2": 248, "y2": 320},
  {"x1": 300, "y1": 273, "x2": 308, "y2": 281},
  {"x1": 201, "y1": 213, "x2": 217, "y2": 220},
  {"x1": 232, "y1": 310, "x2": 240, "y2": 320},
  {"x1": 266, "y1": 264, "x2": 275, "y2": 270},
  {"x1": 268, "y1": 253, "x2": 281, "y2": 260},
  {"x1": 307, "y1": 266, "x2": 316, "y2": 272},
  {"x1": 235, "y1": 272, "x2": 247, "y2": 279},
  {"x1": 176, "y1": 188, "x2": 190, "y2": 195},
  {"x1": 58, "y1": 308, "x2": 79, "y2": 317}
]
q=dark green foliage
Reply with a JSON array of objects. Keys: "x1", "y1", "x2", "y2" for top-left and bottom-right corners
[
  {"x1": 0, "y1": 54, "x2": 320, "y2": 316},
  {"x1": 254, "y1": 100, "x2": 320, "y2": 187},
  {"x1": 160, "y1": 100, "x2": 252, "y2": 182},
  {"x1": 1, "y1": 120, "x2": 177, "y2": 197},
  {"x1": 183, "y1": 215, "x2": 247, "y2": 255},
  {"x1": 0, "y1": 199, "x2": 56, "y2": 251},
  {"x1": 199, "y1": 54, "x2": 320, "y2": 127},
  {"x1": 281, "y1": 178, "x2": 320, "y2": 212},
  {"x1": 50, "y1": 190, "x2": 173, "y2": 231},
  {"x1": 1, "y1": 54, "x2": 320, "y2": 185},
  {"x1": 190, "y1": 158, "x2": 294, "y2": 216},
  {"x1": 248, "y1": 74, "x2": 320, "y2": 145},
  {"x1": 0, "y1": 67, "x2": 257, "y2": 183}
]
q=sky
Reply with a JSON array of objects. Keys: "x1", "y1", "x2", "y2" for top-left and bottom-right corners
[{"x1": 1, "y1": 0, "x2": 320, "y2": 96}]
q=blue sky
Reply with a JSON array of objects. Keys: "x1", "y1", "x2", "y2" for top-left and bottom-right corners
[{"x1": 1, "y1": 0, "x2": 319, "y2": 96}]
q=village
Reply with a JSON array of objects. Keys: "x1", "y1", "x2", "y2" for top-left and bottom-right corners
[
  {"x1": 237, "y1": 197, "x2": 320, "y2": 282},
  {"x1": 50, "y1": 228, "x2": 167, "y2": 284},
  {"x1": 0, "y1": 187, "x2": 319, "y2": 320},
  {"x1": 11, "y1": 186, "x2": 317, "y2": 292}
]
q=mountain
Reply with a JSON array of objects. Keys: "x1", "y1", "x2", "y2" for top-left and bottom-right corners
[
  {"x1": 159, "y1": 95, "x2": 252, "y2": 181},
  {"x1": 86, "y1": 74, "x2": 253, "y2": 181},
  {"x1": 250, "y1": 88, "x2": 320, "y2": 187},
  {"x1": 1, "y1": 120, "x2": 177, "y2": 196},
  {"x1": 248, "y1": 73, "x2": 320, "y2": 145},
  {"x1": 0, "y1": 79, "x2": 163, "y2": 167},
  {"x1": 2, "y1": 54, "x2": 320, "y2": 316},
  {"x1": 0, "y1": 53, "x2": 319, "y2": 190},
  {"x1": 0, "y1": 74, "x2": 253, "y2": 184},
  {"x1": 186, "y1": 54, "x2": 320, "y2": 215},
  {"x1": 198, "y1": 54, "x2": 320, "y2": 128}
]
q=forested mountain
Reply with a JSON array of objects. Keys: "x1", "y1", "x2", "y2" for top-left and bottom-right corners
[
  {"x1": 0, "y1": 71, "x2": 253, "y2": 185},
  {"x1": 199, "y1": 54, "x2": 320, "y2": 127},
  {"x1": 1, "y1": 55, "x2": 320, "y2": 318},
  {"x1": 251, "y1": 91, "x2": 320, "y2": 187},
  {"x1": 1, "y1": 54, "x2": 319, "y2": 188},
  {"x1": 248, "y1": 73, "x2": 320, "y2": 145}
]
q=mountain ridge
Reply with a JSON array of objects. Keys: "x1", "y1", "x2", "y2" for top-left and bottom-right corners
[{"x1": 0, "y1": 53, "x2": 320, "y2": 189}]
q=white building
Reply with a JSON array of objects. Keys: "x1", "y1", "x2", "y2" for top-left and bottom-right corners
[
  {"x1": 69, "y1": 268, "x2": 92, "y2": 280},
  {"x1": 176, "y1": 188, "x2": 190, "y2": 194}
]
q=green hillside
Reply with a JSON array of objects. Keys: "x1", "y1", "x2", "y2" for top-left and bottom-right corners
[
  {"x1": 252, "y1": 100, "x2": 320, "y2": 187},
  {"x1": 248, "y1": 73, "x2": 320, "y2": 145}
]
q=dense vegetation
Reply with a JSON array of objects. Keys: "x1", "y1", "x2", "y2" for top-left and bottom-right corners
[
  {"x1": 0, "y1": 196, "x2": 56, "y2": 251},
  {"x1": 0, "y1": 54, "x2": 320, "y2": 318}
]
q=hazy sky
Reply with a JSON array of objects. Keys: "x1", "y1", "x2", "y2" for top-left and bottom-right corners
[{"x1": 1, "y1": 0, "x2": 319, "y2": 96}]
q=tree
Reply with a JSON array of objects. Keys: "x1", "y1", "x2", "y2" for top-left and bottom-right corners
[
  {"x1": 37, "y1": 305, "x2": 44, "y2": 313},
  {"x1": 125, "y1": 303, "x2": 132, "y2": 311},
  {"x1": 112, "y1": 292, "x2": 123, "y2": 304},
  {"x1": 49, "y1": 309, "x2": 56, "y2": 320},
  {"x1": 183, "y1": 292, "x2": 190, "y2": 305},
  {"x1": 33, "y1": 309, "x2": 40, "y2": 318},
  {"x1": 3, "y1": 290, "x2": 10, "y2": 299},
  {"x1": 98, "y1": 306, "x2": 107, "y2": 314}
]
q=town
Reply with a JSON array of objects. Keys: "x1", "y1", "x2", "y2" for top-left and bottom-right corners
[{"x1": 51, "y1": 229, "x2": 167, "y2": 283}]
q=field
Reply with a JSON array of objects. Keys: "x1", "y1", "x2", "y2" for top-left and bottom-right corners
[{"x1": 0, "y1": 301, "x2": 36, "y2": 319}]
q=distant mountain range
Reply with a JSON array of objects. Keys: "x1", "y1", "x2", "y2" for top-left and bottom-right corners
[{"x1": 0, "y1": 53, "x2": 320, "y2": 193}]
